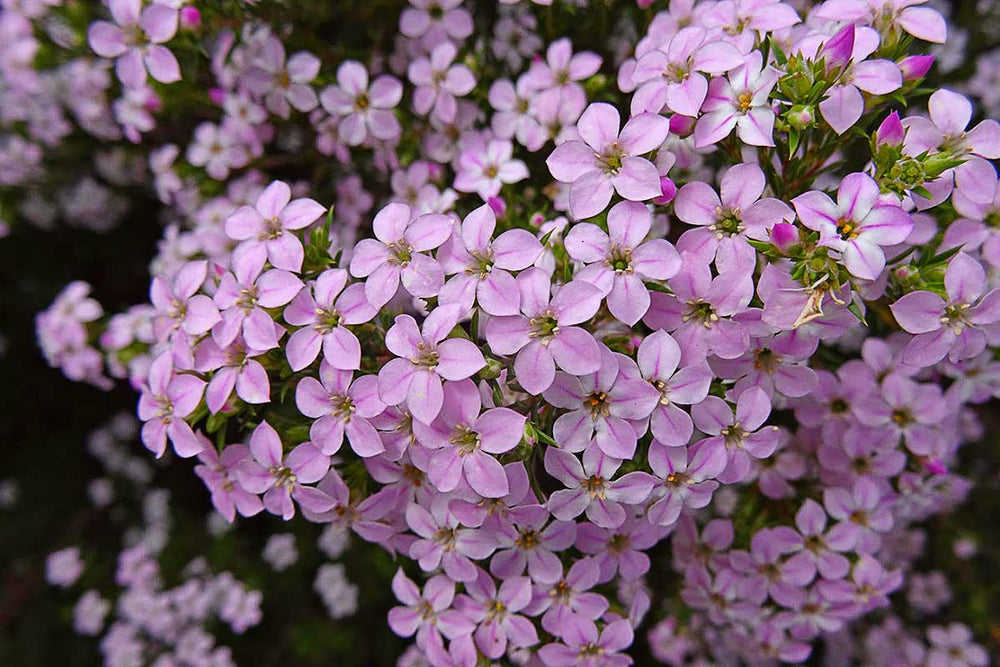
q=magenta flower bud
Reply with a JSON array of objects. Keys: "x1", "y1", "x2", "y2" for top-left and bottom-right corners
[
  {"x1": 529, "y1": 212, "x2": 545, "y2": 227},
  {"x1": 487, "y1": 196, "x2": 507, "y2": 218},
  {"x1": 669, "y1": 114, "x2": 696, "y2": 137},
  {"x1": 787, "y1": 105, "x2": 815, "y2": 130},
  {"x1": 144, "y1": 93, "x2": 163, "y2": 113},
  {"x1": 899, "y1": 55, "x2": 934, "y2": 81},
  {"x1": 876, "y1": 111, "x2": 905, "y2": 147},
  {"x1": 921, "y1": 455, "x2": 947, "y2": 475},
  {"x1": 653, "y1": 176, "x2": 676, "y2": 205},
  {"x1": 208, "y1": 87, "x2": 226, "y2": 105},
  {"x1": 180, "y1": 6, "x2": 201, "y2": 29},
  {"x1": 426, "y1": 161, "x2": 444, "y2": 180},
  {"x1": 636, "y1": 0, "x2": 654, "y2": 7},
  {"x1": 821, "y1": 24, "x2": 854, "y2": 70},
  {"x1": 769, "y1": 222, "x2": 799, "y2": 253}
]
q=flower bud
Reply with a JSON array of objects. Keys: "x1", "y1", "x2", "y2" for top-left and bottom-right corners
[
  {"x1": 636, "y1": 0, "x2": 655, "y2": 7},
  {"x1": 180, "y1": 6, "x2": 201, "y2": 30},
  {"x1": 479, "y1": 357, "x2": 504, "y2": 380},
  {"x1": 876, "y1": 111, "x2": 905, "y2": 147},
  {"x1": 653, "y1": 176, "x2": 676, "y2": 205},
  {"x1": 669, "y1": 114, "x2": 696, "y2": 137},
  {"x1": 770, "y1": 222, "x2": 799, "y2": 254},
  {"x1": 208, "y1": 87, "x2": 226, "y2": 105},
  {"x1": 821, "y1": 25, "x2": 854, "y2": 70},
  {"x1": 899, "y1": 55, "x2": 934, "y2": 81},
  {"x1": 787, "y1": 105, "x2": 815, "y2": 130},
  {"x1": 487, "y1": 196, "x2": 507, "y2": 219}
]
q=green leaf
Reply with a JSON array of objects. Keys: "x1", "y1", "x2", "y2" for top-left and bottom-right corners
[
  {"x1": 848, "y1": 298, "x2": 868, "y2": 325},
  {"x1": 788, "y1": 127, "x2": 800, "y2": 156}
]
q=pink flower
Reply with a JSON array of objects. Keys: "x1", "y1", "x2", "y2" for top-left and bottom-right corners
[
  {"x1": 348, "y1": 202, "x2": 452, "y2": 308},
  {"x1": 565, "y1": 200, "x2": 681, "y2": 325},
  {"x1": 195, "y1": 444, "x2": 264, "y2": 522},
  {"x1": 195, "y1": 335, "x2": 271, "y2": 413},
  {"x1": 406, "y1": 498, "x2": 496, "y2": 582},
  {"x1": 224, "y1": 180, "x2": 327, "y2": 272},
  {"x1": 88, "y1": 0, "x2": 181, "y2": 88},
  {"x1": 630, "y1": 27, "x2": 744, "y2": 117},
  {"x1": 817, "y1": 26, "x2": 902, "y2": 135},
  {"x1": 547, "y1": 102, "x2": 669, "y2": 219},
  {"x1": 408, "y1": 42, "x2": 476, "y2": 123},
  {"x1": 793, "y1": 172, "x2": 914, "y2": 280},
  {"x1": 691, "y1": 386, "x2": 780, "y2": 483},
  {"x1": 454, "y1": 138, "x2": 529, "y2": 199},
  {"x1": 695, "y1": 51, "x2": 780, "y2": 148},
  {"x1": 523, "y1": 38, "x2": 602, "y2": 92},
  {"x1": 413, "y1": 379, "x2": 526, "y2": 498},
  {"x1": 545, "y1": 445, "x2": 655, "y2": 529},
  {"x1": 646, "y1": 439, "x2": 727, "y2": 526},
  {"x1": 455, "y1": 569, "x2": 538, "y2": 659},
  {"x1": 903, "y1": 89, "x2": 1000, "y2": 205},
  {"x1": 283, "y1": 268, "x2": 376, "y2": 372},
  {"x1": 150, "y1": 260, "x2": 220, "y2": 341},
  {"x1": 438, "y1": 204, "x2": 543, "y2": 316},
  {"x1": 815, "y1": 0, "x2": 947, "y2": 44},
  {"x1": 636, "y1": 330, "x2": 713, "y2": 446},
  {"x1": 399, "y1": 0, "x2": 473, "y2": 42},
  {"x1": 213, "y1": 247, "x2": 303, "y2": 352},
  {"x1": 489, "y1": 505, "x2": 576, "y2": 585},
  {"x1": 538, "y1": 617, "x2": 634, "y2": 666},
  {"x1": 388, "y1": 569, "x2": 474, "y2": 649},
  {"x1": 236, "y1": 421, "x2": 333, "y2": 520},
  {"x1": 891, "y1": 252, "x2": 1000, "y2": 367},
  {"x1": 674, "y1": 162, "x2": 794, "y2": 273},
  {"x1": 319, "y1": 61, "x2": 403, "y2": 145},
  {"x1": 485, "y1": 268, "x2": 604, "y2": 395},
  {"x1": 244, "y1": 37, "x2": 320, "y2": 118},
  {"x1": 296, "y1": 361, "x2": 386, "y2": 457},
  {"x1": 544, "y1": 348, "x2": 660, "y2": 459},
  {"x1": 137, "y1": 352, "x2": 206, "y2": 458},
  {"x1": 378, "y1": 303, "x2": 486, "y2": 424}
]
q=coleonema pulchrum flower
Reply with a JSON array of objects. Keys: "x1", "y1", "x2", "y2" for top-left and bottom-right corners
[{"x1": 9, "y1": 0, "x2": 1000, "y2": 664}]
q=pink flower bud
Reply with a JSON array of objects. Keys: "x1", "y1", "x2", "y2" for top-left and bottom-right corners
[
  {"x1": 487, "y1": 196, "x2": 507, "y2": 218},
  {"x1": 821, "y1": 25, "x2": 854, "y2": 70},
  {"x1": 636, "y1": 0, "x2": 654, "y2": 7},
  {"x1": 669, "y1": 114, "x2": 696, "y2": 137},
  {"x1": 653, "y1": 177, "x2": 676, "y2": 205},
  {"x1": 899, "y1": 55, "x2": 934, "y2": 81},
  {"x1": 921, "y1": 456, "x2": 947, "y2": 475},
  {"x1": 144, "y1": 92, "x2": 162, "y2": 112},
  {"x1": 180, "y1": 6, "x2": 201, "y2": 30},
  {"x1": 770, "y1": 222, "x2": 799, "y2": 253},
  {"x1": 876, "y1": 111, "x2": 905, "y2": 147},
  {"x1": 208, "y1": 87, "x2": 226, "y2": 106}
]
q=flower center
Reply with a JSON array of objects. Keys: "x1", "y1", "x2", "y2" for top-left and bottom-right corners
[
  {"x1": 412, "y1": 342, "x2": 440, "y2": 370},
  {"x1": 330, "y1": 393, "x2": 355, "y2": 421},
  {"x1": 737, "y1": 92, "x2": 753, "y2": 112},
  {"x1": 272, "y1": 466, "x2": 297, "y2": 489},
  {"x1": 721, "y1": 422, "x2": 749, "y2": 448},
  {"x1": 607, "y1": 244, "x2": 633, "y2": 273},
  {"x1": 433, "y1": 527, "x2": 458, "y2": 550},
  {"x1": 682, "y1": 299, "x2": 718, "y2": 328},
  {"x1": 515, "y1": 529, "x2": 539, "y2": 550},
  {"x1": 237, "y1": 286, "x2": 259, "y2": 310},
  {"x1": 582, "y1": 475, "x2": 607, "y2": 499},
  {"x1": 598, "y1": 143, "x2": 626, "y2": 175},
  {"x1": 529, "y1": 311, "x2": 560, "y2": 343},
  {"x1": 450, "y1": 425, "x2": 481, "y2": 455},
  {"x1": 259, "y1": 216, "x2": 284, "y2": 241},
  {"x1": 710, "y1": 207, "x2": 744, "y2": 238},
  {"x1": 585, "y1": 391, "x2": 611, "y2": 419},
  {"x1": 387, "y1": 240, "x2": 413, "y2": 265},
  {"x1": 314, "y1": 307, "x2": 343, "y2": 333},
  {"x1": 836, "y1": 216, "x2": 859, "y2": 241}
]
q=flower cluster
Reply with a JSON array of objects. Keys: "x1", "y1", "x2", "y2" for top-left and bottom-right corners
[{"x1": 13, "y1": 0, "x2": 1000, "y2": 664}]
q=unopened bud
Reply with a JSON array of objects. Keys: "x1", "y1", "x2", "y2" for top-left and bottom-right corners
[
  {"x1": 899, "y1": 55, "x2": 934, "y2": 81},
  {"x1": 479, "y1": 358, "x2": 504, "y2": 380},
  {"x1": 653, "y1": 176, "x2": 676, "y2": 205},
  {"x1": 180, "y1": 6, "x2": 201, "y2": 30},
  {"x1": 876, "y1": 111, "x2": 905, "y2": 147},
  {"x1": 669, "y1": 114, "x2": 696, "y2": 137},
  {"x1": 787, "y1": 105, "x2": 815, "y2": 130},
  {"x1": 770, "y1": 222, "x2": 799, "y2": 254},
  {"x1": 487, "y1": 196, "x2": 507, "y2": 219}
]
